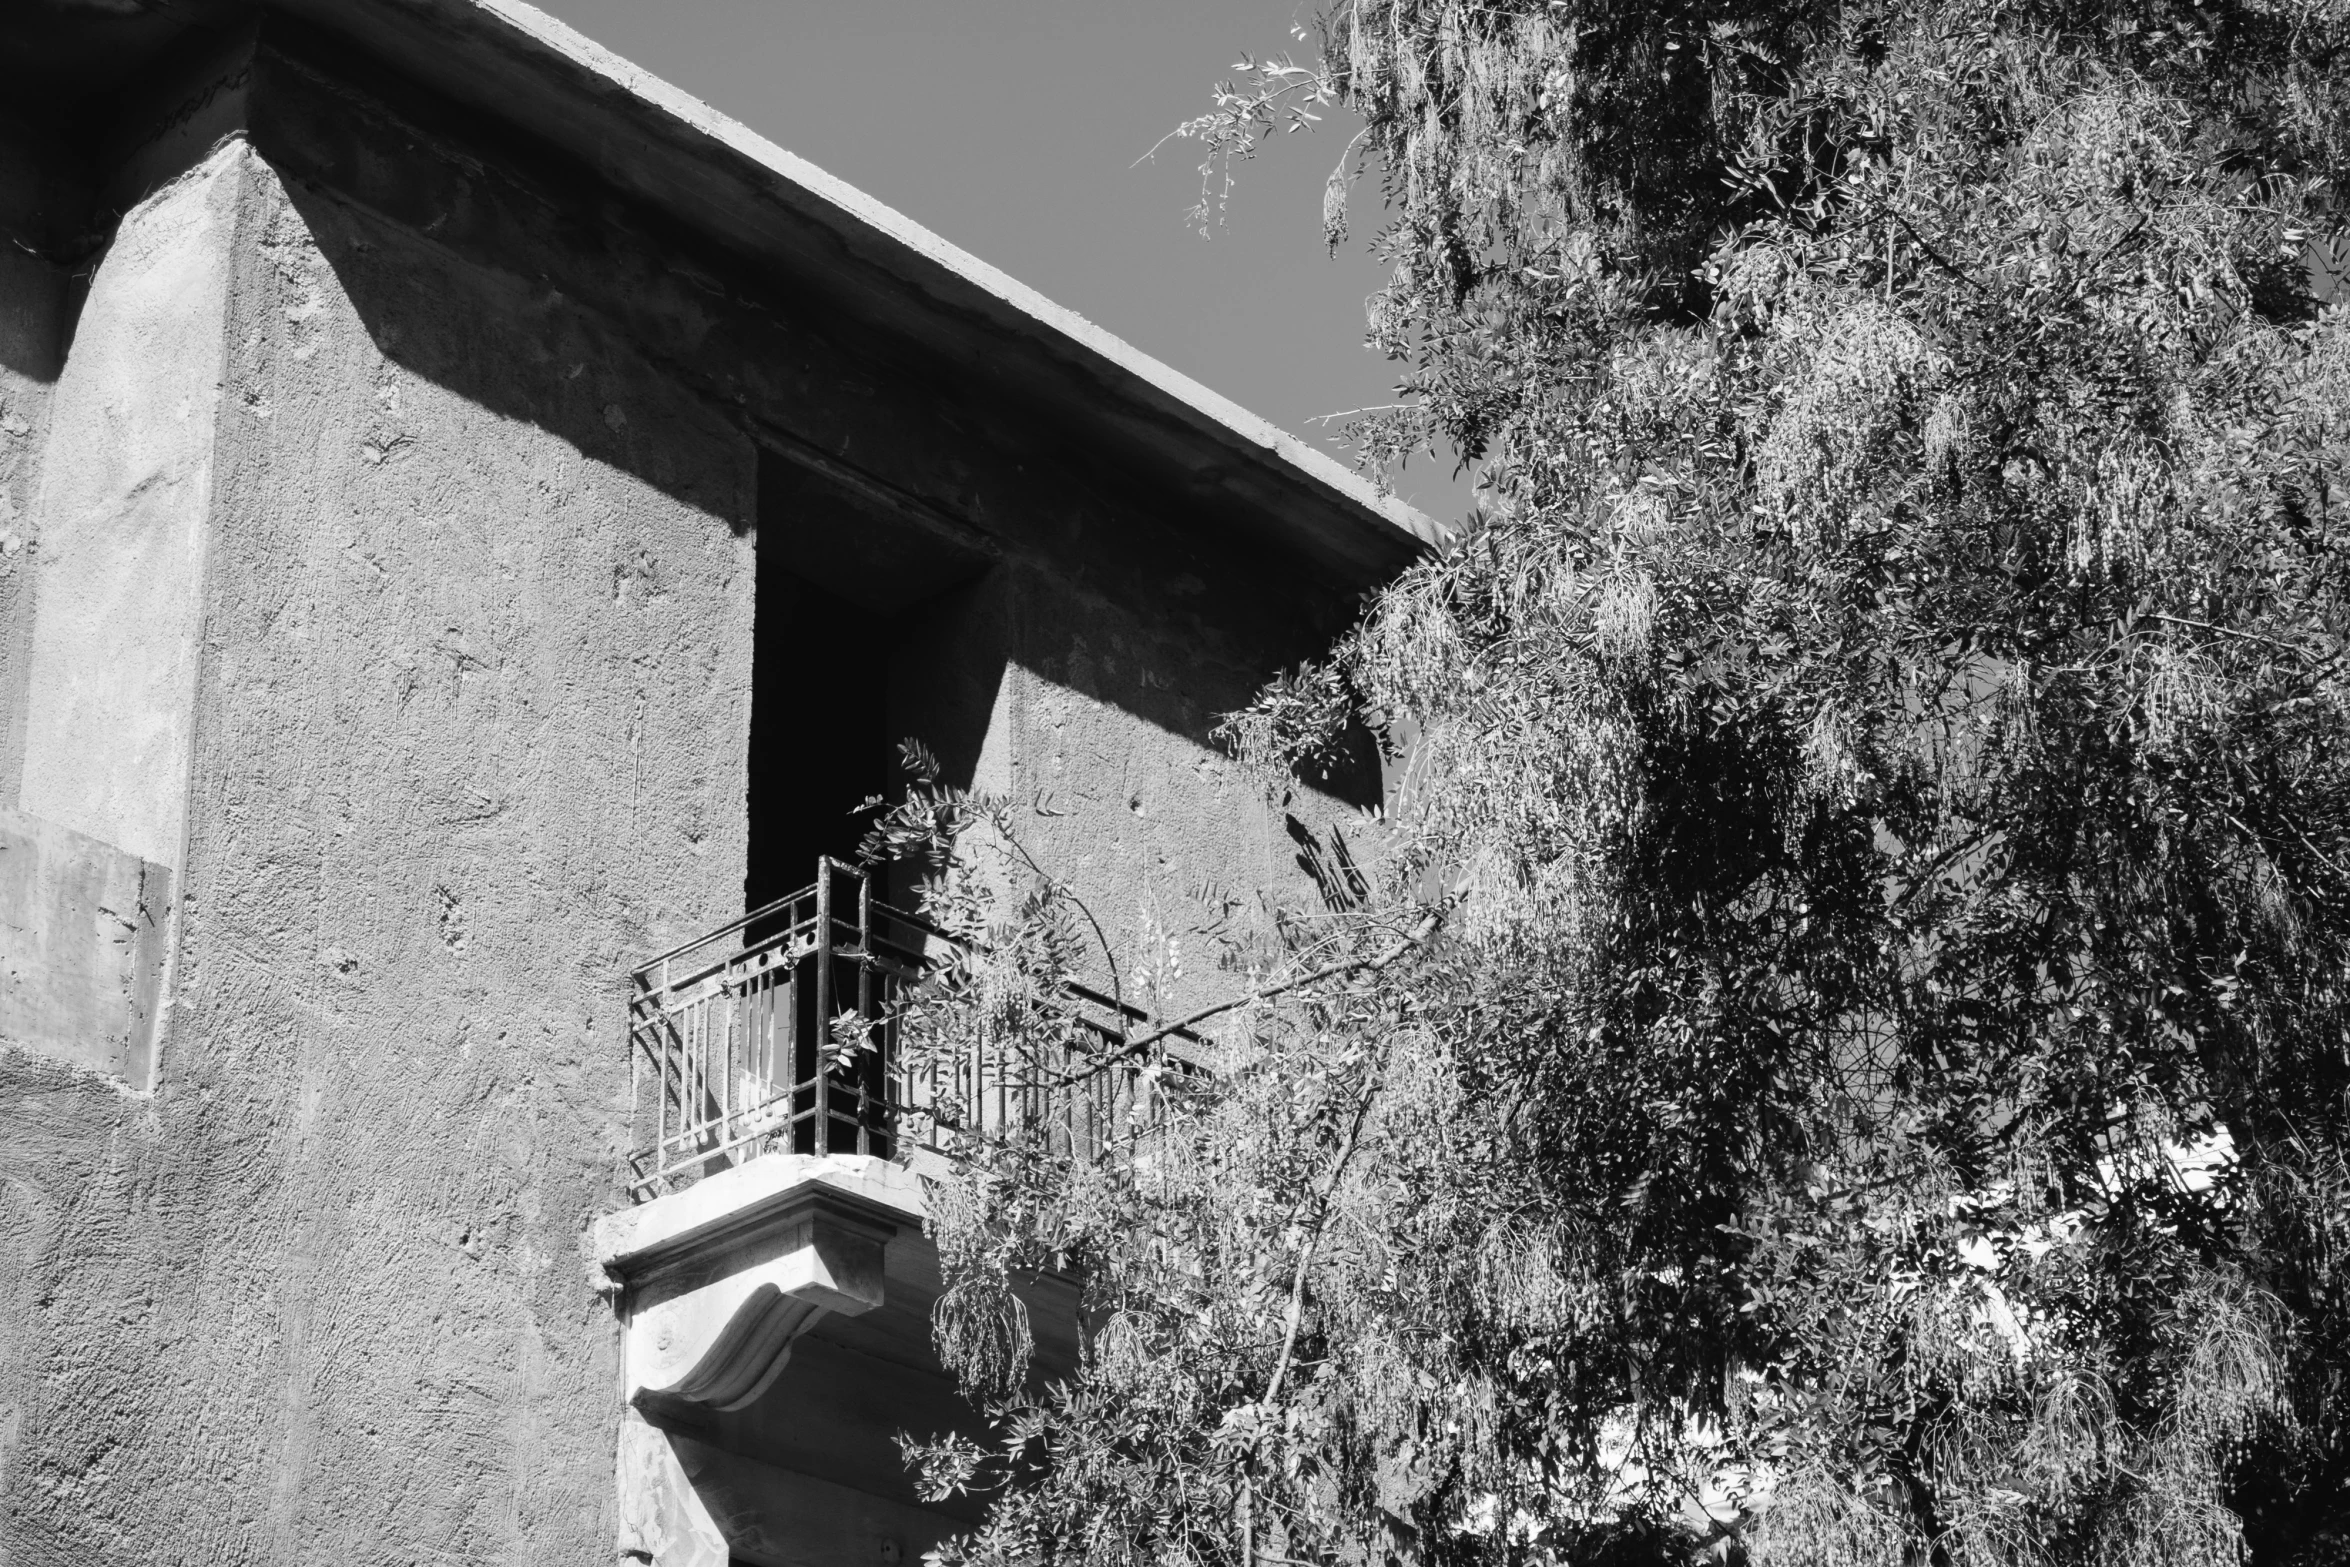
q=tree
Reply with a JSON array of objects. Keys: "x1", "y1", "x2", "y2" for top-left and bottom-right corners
[{"x1": 880, "y1": 2, "x2": 2350, "y2": 1562}]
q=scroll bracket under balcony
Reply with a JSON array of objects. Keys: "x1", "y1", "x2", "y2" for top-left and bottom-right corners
[
  {"x1": 594, "y1": 1155, "x2": 920, "y2": 1416},
  {"x1": 596, "y1": 1157, "x2": 925, "y2": 1567}
]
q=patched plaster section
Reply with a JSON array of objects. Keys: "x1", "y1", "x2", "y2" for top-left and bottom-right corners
[{"x1": 19, "y1": 144, "x2": 246, "y2": 868}]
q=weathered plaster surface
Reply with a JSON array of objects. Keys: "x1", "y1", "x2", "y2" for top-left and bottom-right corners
[
  {"x1": 246, "y1": 34, "x2": 1377, "y2": 1025},
  {"x1": 0, "y1": 139, "x2": 753, "y2": 1563},
  {"x1": 17, "y1": 151, "x2": 237, "y2": 869},
  {"x1": 892, "y1": 559, "x2": 1372, "y2": 1027},
  {"x1": 0, "y1": 807, "x2": 171, "y2": 1087},
  {"x1": 995, "y1": 563, "x2": 1370, "y2": 1022}
]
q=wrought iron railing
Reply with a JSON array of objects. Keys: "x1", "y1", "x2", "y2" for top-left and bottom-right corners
[{"x1": 626, "y1": 858, "x2": 1201, "y2": 1200}]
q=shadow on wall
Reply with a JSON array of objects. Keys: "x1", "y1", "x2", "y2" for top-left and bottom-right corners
[
  {"x1": 0, "y1": 247, "x2": 63, "y2": 807},
  {"x1": 282, "y1": 173, "x2": 1016, "y2": 919},
  {"x1": 280, "y1": 176, "x2": 747, "y2": 534},
  {"x1": 283, "y1": 166, "x2": 1377, "y2": 940},
  {"x1": 0, "y1": 254, "x2": 63, "y2": 387}
]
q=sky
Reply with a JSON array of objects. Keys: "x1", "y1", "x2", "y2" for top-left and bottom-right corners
[{"x1": 526, "y1": 0, "x2": 1473, "y2": 522}]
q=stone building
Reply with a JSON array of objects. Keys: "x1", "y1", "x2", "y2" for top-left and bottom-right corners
[{"x1": 0, "y1": 1, "x2": 1436, "y2": 1563}]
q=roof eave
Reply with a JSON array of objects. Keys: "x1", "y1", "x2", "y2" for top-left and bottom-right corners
[{"x1": 262, "y1": 0, "x2": 1449, "y2": 585}]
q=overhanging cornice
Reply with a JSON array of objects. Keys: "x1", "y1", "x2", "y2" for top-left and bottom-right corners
[{"x1": 0, "y1": 0, "x2": 1448, "y2": 589}]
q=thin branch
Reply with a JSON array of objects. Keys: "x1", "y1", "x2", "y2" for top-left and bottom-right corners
[
  {"x1": 1245, "y1": 1033, "x2": 1391, "y2": 1567},
  {"x1": 989, "y1": 801, "x2": 1129, "y2": 1028},
  {"x1": 2221, "y1": 804, "x2": 2350, "y2": 886},
  {"x1": 2146, "y1": 612, "x2": 2326, "y2": 659},
  {"x1": 1040, "y1": 910, "x2": 1444, "y2": 1088},
  {"x1": 1854, "y1": 196, "x2": 1987, "y2": 292},
  {"x1": 1891, "y1": 826, "x2": 1997, "y2": 911},
  {"x1": 1132, "y1": 67, "x2": 1333, "y2": 167},
  {"x1": 1266, "y1": 1066, "x2": 1382, "y2": 1408},
  {"x1": 1306, "y1": 403, "x2": 1415, "y2": 426}
]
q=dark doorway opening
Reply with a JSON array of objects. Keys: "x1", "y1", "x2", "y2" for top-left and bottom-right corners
[
  {"x1": 745, "y1": 438, "x2": 1000, "y2": 914},
  {"x1": 745, "y1": 440, "x2": 1000, "y2": 1157},
  {"x1": 743, "y1": 559, "x2": 891, "y2": 913}
]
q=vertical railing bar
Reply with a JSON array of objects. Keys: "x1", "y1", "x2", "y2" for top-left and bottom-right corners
[
  {"x1": 858, "y1": 870, "x2": 875, "y2": 1156},
  {"x1": 814, "y1": 859, "x2": 833, "y2": 1157},
  {"x1": 791, "y1": 887, "x2": 802, "y2": 1149},
  {"x1": 655, "y1": 962, "x2": 668, "y2": 1183}
]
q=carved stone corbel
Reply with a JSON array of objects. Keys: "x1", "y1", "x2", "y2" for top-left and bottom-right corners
[{"x1": 595, "y1": 1156, "x2": 924, "y2": 1566}]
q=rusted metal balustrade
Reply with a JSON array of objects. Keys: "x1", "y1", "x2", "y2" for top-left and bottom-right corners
[{"x1": 626, "y1": 858, "x2": 1197, "y2": 1201}]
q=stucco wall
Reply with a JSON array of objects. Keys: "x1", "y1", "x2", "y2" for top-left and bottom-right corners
[
  {"x1": 0, "y1": 140, "x2": 754, "y2": 1563},
  {"x1": 919, "y1": 560, "x2": 1372, "y2": 1022},
  {"x1": 243, "y1": 35, "x2": 1375, "y2": 1018},
  {"x1": 246, "y1": 37, "x2": 1380, "y2": 959}
]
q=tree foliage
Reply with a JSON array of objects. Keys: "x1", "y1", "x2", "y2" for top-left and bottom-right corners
[{"x1": 887, "y1": 1, "x2": 2350, "y2": 1562}]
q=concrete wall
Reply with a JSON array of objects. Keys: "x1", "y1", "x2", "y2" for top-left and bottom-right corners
[
  {"x1": 0, "y1": 25, "x2": 1396, "y2": 1564},
  {"x1": 894, "y1": 558, "x2": 1368, "y2": 1020},
  {"x1": 0, "y1": 137, "x2": 753, "y2": 1563},
  {"x1": 245, "y1": 37, "x2": 1379, "y2": 1015}
]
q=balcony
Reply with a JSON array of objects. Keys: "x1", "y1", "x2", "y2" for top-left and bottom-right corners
[
  {"x1": 626, "y1": 858, "x2": 1197, "y2": 1201},
  {"x1": 608, "y1": 860, "x2": 1208, "y2": 1564}
]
